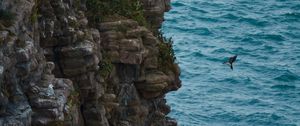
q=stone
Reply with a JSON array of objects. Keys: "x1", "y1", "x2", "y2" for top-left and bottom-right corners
[
  {"x1": 126, "y1": 27, "x2": 149, "y2": 38},
  {"x1": 143, "y1": 56, "x2": 158, "y2": 69},
  {"x1": 60, "y1": 41, "x2": 94, "y2": 58},
  {"x1": 101, "y1": 94, "x2": 116, "y2": 102},
  {"x1": 0, "y1": 65, "x2": 3, "y2": 77},
  {"x1": 31, "y1": 98, "x2": 59, "y2": 109},
  {"x1": 16, "y1": 49, "x2": 30, "y2": 63},
  {"x1": 140, "y1": 0, "x2": 171, "y2": 32},
  {"x1": 45, "y1": 62, "x2": 55, "y2": 74},
  {"x1": 136, "y1": 82, "x2": 168, "y2": 92},
  {"x1": 145, "y1": 71, "x2": 169, "y2": 84},
  {"x1": 90, "y1": 28, "x2": 101, "y2": 44},
  {"x1": 0, "y1": 31, "x2": 9, "y2": 43},
  {"x1": 62, "y1": 58, "x2": 87, "y2": 69},
  {"x1": 142, "y1": 34, "x2": 159, "y2": 46},
  {"x1": 0, "y1": 92, "x2": 8, "y2": 115},
  {"x1": 119, "y1": 39, "x2": 142, "y2": 51},
  {"x1": 99, "y1": 20, "x2": 138, "y2": 32},
  {"x1": 63, "y1": 67, "x2": 87, "y2": 76},
  {"x1": 141, "y1": 91, "x2": 161, "y2": 99},
  {"x1": 166, "y1": 117, "x2": 178, "y2": 126},
  {"x1": 119, "y1": 51, "x2": 143, "y2": 64}
]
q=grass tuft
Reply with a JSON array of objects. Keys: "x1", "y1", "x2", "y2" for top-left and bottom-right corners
[
  {"x1": 98, "y1": 52, "x2": 113, "y2": 78},
  {"x1": 0, "y1": 9, "x2": 15, "y2": 27},
  {"x1": 67, "y1": 90, "x2": 80, "y2": 110},
  {"x1": 86, "y1": 0, "x2": 147, "y2": 26},
  {"x1": 157, "y1": 31, "x2": 177, "y2": 74},
  {"x1": 30, "y1": 0, "x2": 40, "y2": 23}
]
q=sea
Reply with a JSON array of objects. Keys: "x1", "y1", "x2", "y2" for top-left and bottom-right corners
[{"x1": 161, "y1": 0, "x2": 300, "y2": 126}]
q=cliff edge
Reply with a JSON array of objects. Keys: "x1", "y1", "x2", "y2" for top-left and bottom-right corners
[{"x1": 0, "y1": 0, "x2": 181, "y2": 125}]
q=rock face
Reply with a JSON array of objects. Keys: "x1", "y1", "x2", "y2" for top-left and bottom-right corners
[
  {"x1": 0, "y1": 0, "x2": 181, "y2": 126},
  {"x1": 140, "y1": 0, "x2": 171, "y2": 33}
]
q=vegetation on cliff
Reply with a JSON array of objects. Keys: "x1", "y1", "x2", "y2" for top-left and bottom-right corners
[
  {"x1": 86, "y1": 0, "x2": 147, "y2": 26},
  {"x1": 98, "y1": 52, "x2": 113, "y2": 78},
  {"x1": 0, "y1": 9, "x2": 15, "y2": 27},
  {"x1": 157, "y1": 31, "x2": 178, "y2": 74}
]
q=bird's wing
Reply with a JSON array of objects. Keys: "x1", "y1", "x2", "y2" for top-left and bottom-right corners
[
  {"x1": 224, "y1": 62, "x2": 231, "y2": 66},
  {"x1": 230, "y1": 64, "x2": 233, "y2": 70},
  {"x1": 233, "y1": 56, "x2": 237, "y2": 62}
]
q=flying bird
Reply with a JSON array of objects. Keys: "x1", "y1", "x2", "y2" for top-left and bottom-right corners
[{"x1": 224, "y1": 55, "x2": 238, "y2": 70}]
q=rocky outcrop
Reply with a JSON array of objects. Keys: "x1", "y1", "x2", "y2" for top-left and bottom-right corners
[
  {"x1": 0, "y1": 0, "x2": 76, "y2": 125},
  {"x1": 0, "y1": 0, "x2": 180, "y2": 126},
  {"x1": 140, "y1": 0, "x2": 171, "y2": 34}
]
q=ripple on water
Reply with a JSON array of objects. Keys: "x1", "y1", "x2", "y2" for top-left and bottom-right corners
[
  {"x1": 172, "y1": 1, "x2": 186, "y2": 7},
  {"x1": 244, "y1": 112, "x2": 295, "y2": 126},
  {"x1": 238, "y1": 17, "x2": 269, "y2": 27},
  {"x1": 250, "y1": 33, "x2": 286, "y2": 42},
  {"x1": 273, "y1": 70, "x2": 300, "y2": 82},
  {"x1": 271, "y1": 85, "x2": 296, "y2": 90},
  {"x1": 282, "y1": 12, "x2": 300, "y2": 19},
  {"x1": 220, "y1": 13, "x2": 240, "y2": 20}
]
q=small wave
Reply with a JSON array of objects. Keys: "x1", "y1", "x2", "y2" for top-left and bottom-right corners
[
  {"x1": 172, "y1": 26, "x2": 213, "y2": 35},
  {"x1": 172, "y1": 1, "x2": 186, "y2": 7},
  {"x1": 220, "y1": 13, "x2": 239, "y2": 20},
  {"x1": 282, "y1": 12, "x2": 300, "y2": 18},
  {"x1": 207, "y1": 88, "x2": 233, "y2": 93},
  {"x1": 231, "y1": 47, "x2": 254, "y2": 55},
  {"x1": 259, "y1": 45, "x2": 280, "y2": 54},
  {"x1": 281, "y1": 12, "x2": 300, "y2": 22},
  {"x1": 240, "y1": 37, "x2": 264, "y2": 46},
  {"x1": 247, "y1": 99, "x2": 261, "y2": 105},
  {"x1": 251, "y1": 33, "x2": 286, "y2": 41},
  {"x1": 291, "y1": 4, "x2": 300, "y2": 10},
  {"x1": 211, "y1": 48, "x2": 228, "y2": 54},
  {"x1": 271, "y1": 85, "x2": 296, "y2": 90},
  {"x1": 219, "y1": 78, "x2": 239, "y2": 84},
  {"x1": 195, "y1": 27, "x2": 213, "y2": 35},
  {"x1": 274, "y1": 71, "x2": 299, "y2": 82},
  {"x1": 193, "y1": 15, "x2": 221, "y2": 22},
  {"x1": 189, "y1": 6, "x2": 208, "y2": 13},
  {"x1": 238, "y1": 17, "x2": 269, "y2": 27},
  {"x1": 211, "y1": 112, "x2": 242, "y2": 122},
  {"x1": 283, "y1": 32, "x2": 300, "y2": 39},
  {"x1": 190, "y1": 51, "x2": 205, "y2": 57},
  {"x1": 244, "y1": 112, "x2": 289, "y2": 125}
]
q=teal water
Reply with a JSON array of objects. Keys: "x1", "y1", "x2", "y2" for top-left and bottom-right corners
[{"x1": 162, "y1": 0, "x2": 300, "y2": 126}]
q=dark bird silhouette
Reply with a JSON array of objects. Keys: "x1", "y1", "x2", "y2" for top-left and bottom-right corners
[{"x1": 224, "y1": 55, "x2": 238, "y2": 70}]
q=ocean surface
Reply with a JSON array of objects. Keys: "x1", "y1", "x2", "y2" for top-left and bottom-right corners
[{"x1": 161, "y1": 0, "x2": 300, "y2": 126}]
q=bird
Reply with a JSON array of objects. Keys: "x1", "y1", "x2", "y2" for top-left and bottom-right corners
[{"x1": 223, "y1": 55, "x2": 238, "y2": 70}]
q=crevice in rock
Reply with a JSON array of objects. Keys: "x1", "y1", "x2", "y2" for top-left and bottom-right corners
[
  {"x1": 80, "y1": 104, "x2": 87, "y2": 126},
  {"x1": 52, "y1": 46, "x2": 65, "y2": 77}
]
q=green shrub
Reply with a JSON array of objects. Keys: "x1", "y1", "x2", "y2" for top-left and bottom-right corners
[
  {"x1": 0, "y1": 9, "x2": 15, "y2": 27},
  {"x1": 157, "y1": 31, "x2": 177, "y2": 73},
  {"x1": 0, "y1": 84, "x2": 10, "y2": 98},
  {"x1": 67, "y1": 90, "x2": 80, "y2": 110},
  {"x1": 98, "y1": 53, "x2": 113, "y2": 78},
  {"x1": 86, "y1": 0, "x2": 147, "y2": 26},
  {"x1": 30, "y1": 0, "x2": 40, "y2": 23}
]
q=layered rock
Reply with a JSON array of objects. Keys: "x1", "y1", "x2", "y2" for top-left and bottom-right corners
[
  {"x1": 0, "y1": 0, "x2": 180, "y2": 126},
  {"x1": 140, "y1": 0, "x2": 171, "y2": 33},
  {"x1": 98, "y1": 19, "x2": 180, "y2": 125},
  {"x1": 0, "y1": 0, "x2": 75, "y2": 125}
]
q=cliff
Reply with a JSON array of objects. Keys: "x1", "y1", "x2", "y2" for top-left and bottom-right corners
[{"x1": 0, "y1": 0, "x2": 180, "y2": 126}]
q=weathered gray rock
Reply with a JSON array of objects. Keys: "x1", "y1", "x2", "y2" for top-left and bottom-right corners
[
  {"x1": 140, "y1": 0, "x2": 171, "y2": 33},
  {"x1": 0, "y1": 0, "x2": 180, "y2": 125}
]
